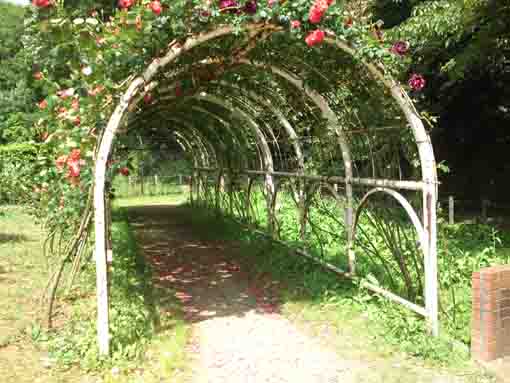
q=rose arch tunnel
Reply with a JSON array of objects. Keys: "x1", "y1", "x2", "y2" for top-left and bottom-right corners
[{"x1": 93, "y1": 22, "x2": 438, "y2": 355}]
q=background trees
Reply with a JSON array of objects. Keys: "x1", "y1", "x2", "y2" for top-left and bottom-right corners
[{"x1": 0, "y1": 1, "x2": 35, "y2": 144}]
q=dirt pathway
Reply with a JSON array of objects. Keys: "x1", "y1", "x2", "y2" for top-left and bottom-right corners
[{"x1": 127, "y1": 205, "x2": 371, "y2": 383}]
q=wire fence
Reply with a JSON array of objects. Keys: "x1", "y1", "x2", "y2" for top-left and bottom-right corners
[{"x1": 113, "y1": 175, "x2": 190, "y2": 198}]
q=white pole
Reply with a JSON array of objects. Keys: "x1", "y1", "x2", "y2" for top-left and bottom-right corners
[
  {"x1": 482, "y1": 199, "x2": 489, "y2": 222},
  {"x1": 449, "y1": 196, "x2": 454, "y2": 225}
]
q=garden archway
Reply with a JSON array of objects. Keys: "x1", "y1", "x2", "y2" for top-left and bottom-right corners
[{"x1": 92, "y1": 22, "x2": 438, "y2": 355}]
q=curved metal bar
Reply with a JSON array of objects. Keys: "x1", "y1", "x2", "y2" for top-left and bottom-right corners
[
  {"x1": 128, "y1": 102, "x2": 249, "y2": 170},
  {"x1": 216, "y1": 80, "x2": 305, "y2": 174},
  {"x1": 351, "y1": 187, "x2": 427, "y2": 256},
  {"x1": 190, "y1": 105, "x2": 250, "y2": 169},
  {"x1": 196, "y1": 93, "x2": 277, "y2": 233},
  {"x1": 236, "y1": 58, "x2": 356, "y2": 275}
]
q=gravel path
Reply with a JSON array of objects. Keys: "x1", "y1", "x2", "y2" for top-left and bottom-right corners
[
  {"x1": 128, "y1": 205, "x2": 485, "y2": 383},
  {"x1": 129, "y1": 205, "x2": 361, "y2": 383}
]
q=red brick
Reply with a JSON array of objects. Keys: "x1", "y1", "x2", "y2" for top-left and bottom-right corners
[
  {"x1": 474, "y1": 350, "x2": 497, "y2": 362},
  {"x1": 472, "y1": 265, "x2": 510, "y2": 362}
]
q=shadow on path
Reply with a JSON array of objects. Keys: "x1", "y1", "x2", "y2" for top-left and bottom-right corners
[{"x1": 126, "y1": 205, "x2": 280, "y2": 326}]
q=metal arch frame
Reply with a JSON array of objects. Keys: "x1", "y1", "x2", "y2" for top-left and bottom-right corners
[
  {"x1": 136, "y1": 91, "x2": 281, "y2": 224},
  {"x1": 352, "y1": 188, "x2": 427, "y2": 253},
  {"x1": 137, "y1": 94, "x2": 267, "y2": 171},
  {"x1": 129, "y1": 101, "x2": 252, "y2": 170},
  {"x1": 236, "y1": 59, "x2": 356, "y2": 275},
  {"x1": 153, "y1": 84, "x2": 284, "y2": 171},
  {"x1": 93, "y1": 23, "x2": 439, "y2": 355},
  {"x1": 213, "y1": 80, "x2": 306, "y2": 173},
  {"x1": 350, "y1": 187, "x2": 428, "y2": 317}
]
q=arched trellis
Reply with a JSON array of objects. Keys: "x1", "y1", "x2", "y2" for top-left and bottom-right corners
[{"x1": 93, "y1": 23, "x2": 438, "y2": 355}]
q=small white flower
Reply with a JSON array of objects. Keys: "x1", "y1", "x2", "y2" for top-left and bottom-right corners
[{"x1": 82, "y1": 66, "x2": 93, "y2": 76}]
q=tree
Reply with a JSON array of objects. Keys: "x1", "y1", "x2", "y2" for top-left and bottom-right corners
[{"x1": 0, "y1": 1, "x2": 35, "y2": 144}]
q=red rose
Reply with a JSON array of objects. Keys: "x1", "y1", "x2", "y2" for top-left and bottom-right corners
[
  {"x1": 69, "y1": 149, "x2": 81, "y2": 161},
  {"x1": 32, "y1": 0, "x2": 51, "y2": 8},
  {"x1": 175, "y1": 84, "x2": 182, "y2": 97},
  {"x1": 390, "y1": 41, "x2": 409, "y2": 56},
  {"x1": 408, "y1": 73, "x2": 426, "y2": 91},
  {"x1": 33, "y1": 72, "x2": 43, "y2": 80},
  {"x1": 150, "y1": 1, "x2": 162, "y2": 15},
  {"x1": 57, "y1": 88, "x2": 75, "y2": 99},
  {"x1": 305, "y1": 30, "x2": 325, "y2": 47},
  {"x1": 291, "y1": 20, "x2": 301, "y2": 29},
  {"x1": 344, "y1": 16, "x2": 353, "y2": 28},
  {"x1": 144, "y1": 93, "x2": 153, "y2": 104},
  {"x1": 308, "y1": 9, "x2": 323, "y2": 24},
  {"x1": 57, "y1": 107, "x2": 67, "y2": 117},
  {"x1": 56, "y1": 155, "x2": 67, "y2": 171},
  {"x1": 38, "y1": 100, "x2": 48, "y2": 110},
  {"x1": 73, "y1": 116, "x2": 81, "y2": 126},
  {"x1": 308, "y1": 0, "x2": 330, "y2": 24},
  {"x1": 119, "y1": 167, "x2": 130, "y2": 176},
  {"x1": 118, "y1": 0, "x2": 134, "y2": 9},
  {"x1": 67, "y1": 161, "x2": 81, "y2": 177},
  {"x1": 88, "y1": 85, "x2": 105, "y2": 97},
  {"x1": 313, "y1": 0, "x2": 329, "y2": 12}
]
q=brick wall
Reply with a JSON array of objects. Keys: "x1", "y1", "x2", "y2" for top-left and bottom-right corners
[{"x1": 472, "y1": 265, "x2": 510, "y2": 361}]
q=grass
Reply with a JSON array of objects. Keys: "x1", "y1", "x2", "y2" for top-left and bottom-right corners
[
  {"x1": 0, "y1": 203, "x2": 192, "y2": 382},
  {"x1": 113, "y1": 191, "x2": 188, "y2": 208},
  {"x1": 0, "y1": 205, "x2": 87, "y2": 383},
  {"x1": 0, "y1": 206, "x2": 46, "y2": 347}
]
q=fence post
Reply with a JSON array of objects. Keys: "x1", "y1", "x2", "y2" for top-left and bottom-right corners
[
  {"x1": 482, "y1": 199, "x2": 489, "y2": 222},
  {"x1": 449, "y1": 196, "x2": 454, "y2": 225},
  {"x1": 154, "y1": 175, "x2": 158, "y2": 195},
  {"x1": 179, "y1": 174, "x2": 183, "y2": 185}
]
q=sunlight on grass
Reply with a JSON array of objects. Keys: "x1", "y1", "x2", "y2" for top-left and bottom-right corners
[
  {"x1": 0, "y1": 206, "x2": 46, "y2": 347},
  {"x1": 114, "y1": 193, "x2": 188, "y2": 208}
]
